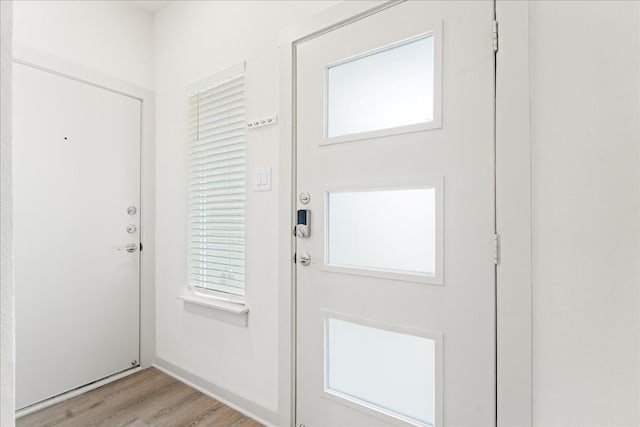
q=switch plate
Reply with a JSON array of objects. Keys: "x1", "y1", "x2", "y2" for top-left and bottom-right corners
[{"x1": 254, "y1": 168, "x2": 272, "y2": 191}]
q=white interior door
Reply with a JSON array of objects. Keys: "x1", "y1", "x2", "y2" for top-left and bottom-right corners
[
  {"x1": 14, "y1": 63, "x2": 141, "y2": 409},
  {"x1": 295, "y1": 1, "x2": 495, "y2": 426}
]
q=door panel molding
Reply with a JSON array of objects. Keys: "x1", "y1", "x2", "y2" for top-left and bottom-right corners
[
  {"x1": 320, "y1": 310, "x2": 444, "y2": 427},
  {"x1": 320, "y1": 178, "x2": 444, "y2": 286}
]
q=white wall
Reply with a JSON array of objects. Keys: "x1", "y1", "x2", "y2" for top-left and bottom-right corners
[
  {"x1": 12, "y1": 0, "x2": 154, "y2": 90},
  {"x1": 1, "y1": 1, "x2": 14, "y2": 426},
  {"x1": 153, "y1": 1, "x2": 336, "y2": 422},
  {"x1": 529, "y1": 2, "x2": 640, "y2": 426}
]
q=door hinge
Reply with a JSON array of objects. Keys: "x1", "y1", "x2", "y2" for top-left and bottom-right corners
[
  {"x1": 491, "y1": 233, "x2": 501, "y2": 265},
  {"x1": 492, "y1": 20, "x2": 499, "y2": 53},
  {"x1": 140, "y1": 242, "x2": 143, "y2": 252},
  {"x1": 293, "y1": 253, "x2": 297, "y2": 264}
]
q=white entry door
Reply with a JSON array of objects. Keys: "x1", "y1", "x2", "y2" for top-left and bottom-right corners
[
  {"x1": 295, "y1": 1, "x2": 495, "y2": 426},
  {"x1": 14, "y1": 63, "x2": 141, "y2": 409}
]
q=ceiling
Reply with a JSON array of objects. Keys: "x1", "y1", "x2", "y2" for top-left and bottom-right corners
[{"x1": 129, "y1": 0, "x2": 171, "y2": 14}]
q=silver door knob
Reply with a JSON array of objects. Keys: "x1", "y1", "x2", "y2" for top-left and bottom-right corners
[
  {"x1": 299, "y1": 253, "x2": 311, "y2": 266},
  {"x1": 118, "y1": 243, "x2": 138, "y2": 253}
]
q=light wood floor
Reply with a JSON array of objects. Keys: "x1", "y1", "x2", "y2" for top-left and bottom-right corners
[{"x1": 17, "y1": 367, "x2": 263, "y2": 427}]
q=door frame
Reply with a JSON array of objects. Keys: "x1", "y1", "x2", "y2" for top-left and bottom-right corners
[
  {"x1": 493, "y1": 2, "x2": 533, "y2": 425},
  {"x1": 277, "y1": 1, "x2": 532, "y2": 426},
  {"x1": 0, "y1": 2, "x2": 14, "y2": 425},
  {"x1": 11, "y1": 44, "x2": 156, "y2": 415}
]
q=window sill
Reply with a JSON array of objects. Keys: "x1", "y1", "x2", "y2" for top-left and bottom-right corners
[{"x1": 178, "y1": 294, "x2": 249, "y2": 327}]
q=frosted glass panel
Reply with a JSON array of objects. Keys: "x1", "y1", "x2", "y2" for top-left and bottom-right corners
[
  {"x1": 327, "y1": 35, "x2": 434, "y2": 138},
  {"x1": 327, "y1": 189, "x2": 436, "y2": 275},
  {"x1": 326, "y1": 317, "x2": 436, "y2": 427}
]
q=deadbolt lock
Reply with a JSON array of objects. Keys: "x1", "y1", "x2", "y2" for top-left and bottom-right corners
[
  {"x1": 295, "y1": 209, "x2": 310, "y2": 238},
  {"x1": 299, "y1": 192, "x2": 311, "y2": 204}
]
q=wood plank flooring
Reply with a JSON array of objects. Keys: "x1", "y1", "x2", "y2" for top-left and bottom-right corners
[{"x1": 17, "y1": 367, "x2": 263, "y2": 427}]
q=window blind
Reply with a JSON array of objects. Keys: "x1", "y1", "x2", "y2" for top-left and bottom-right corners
[{"x1": 188, "y1": 71, "x2": 245, "y2": 296}]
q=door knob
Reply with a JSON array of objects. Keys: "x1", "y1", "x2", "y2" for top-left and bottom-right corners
[
  {"x1": 118, "y1": 243, "x2": 138, "y2": 253},
  {"x1": 299, "y1": 253, "x2": 311, "y2": 266}
]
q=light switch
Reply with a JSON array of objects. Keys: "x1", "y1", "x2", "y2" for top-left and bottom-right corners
[{"x1": 254, "y1": 168, "x2": 271, "y2": 191}]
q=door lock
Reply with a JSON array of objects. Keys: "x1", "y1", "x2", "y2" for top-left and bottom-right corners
[
  {"x1": 299, "y1": 192, "x2": 311, "y2": 205},
  {"x1": 299, "y1": 253, "x2": 311, "y2": 266},
  {"x1": 118, "y1": 243, "x2": 139, "y2": 253},
  {"x1": 295, "y1": 209, "x2": 311, "y2": 238}
]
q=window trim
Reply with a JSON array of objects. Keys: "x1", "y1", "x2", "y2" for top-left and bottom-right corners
[
  {"x1": 321, "y1": 179, "x2": 444, "y2": 286},
  {"x1": 321, "y1": 23, "x2": 443, "y2": 146},
  {"x1": 187, "y1": 284, "x2": 246, "y2": 306}
]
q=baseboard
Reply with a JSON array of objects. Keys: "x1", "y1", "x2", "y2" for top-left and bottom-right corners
[
  {"x1": 152, "y1": 356, "x2": 278, "y2": 427},
  {"x1": 15, "y1": 366, "x2": 142, "y2": 419}
]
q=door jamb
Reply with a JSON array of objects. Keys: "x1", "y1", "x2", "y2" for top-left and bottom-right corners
[
  {"x1": 11, "y1": 44, "x2": 156, "y2": 373},
  {"x1": 495, "y1": 2, "x2": 533, "y2": 426},
  {"x1": 277, "y1": 1, "x2": 533, "y2": 426}
]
